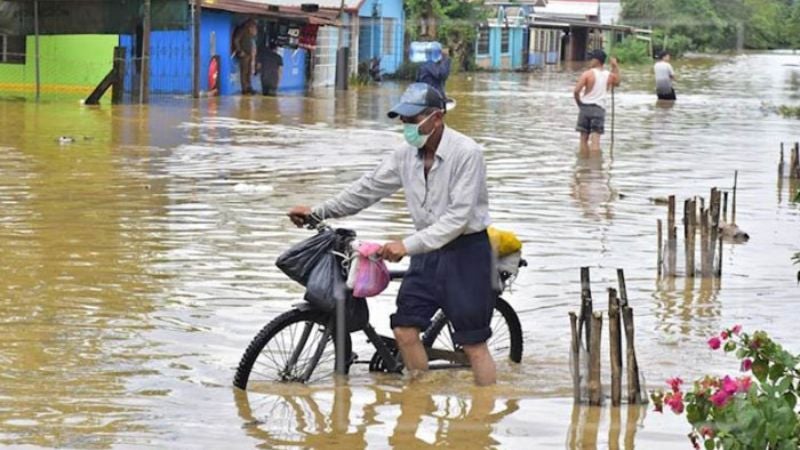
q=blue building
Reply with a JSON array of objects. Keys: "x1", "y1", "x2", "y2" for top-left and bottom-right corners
[{"x1": 475, "y1": 5, "x2": 531, "y2": 71}]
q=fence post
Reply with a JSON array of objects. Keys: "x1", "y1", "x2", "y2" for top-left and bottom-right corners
[{"x1": 112, "y1": 46, "x2": 126, "y2": 104}]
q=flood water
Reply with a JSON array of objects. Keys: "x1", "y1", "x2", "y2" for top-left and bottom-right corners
[{"x1": 1, "y1": 51, "x2": 799, "y2": 449}]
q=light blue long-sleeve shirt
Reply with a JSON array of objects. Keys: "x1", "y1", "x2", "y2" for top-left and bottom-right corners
[{"x1": 312, "y1": 126, "x2": 491, "y2": 255}]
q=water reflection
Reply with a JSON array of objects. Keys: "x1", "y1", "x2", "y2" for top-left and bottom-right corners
[
  {"x1": 235, "y1": 381, "x2": 520, "y2": 449},
  {"x1": 653, "y1": 275, "x2": 721, "y2": 339},
  {"x1": 571, "y1": 148, "x2": 615, "y2": 221},
  {"x1": 567, "y1": 404, "x2": 644, "y2": 450}
]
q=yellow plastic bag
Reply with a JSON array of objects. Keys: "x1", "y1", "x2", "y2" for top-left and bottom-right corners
[{"x1": 487, "y1": 226, "x2": 522, "y2": 257}]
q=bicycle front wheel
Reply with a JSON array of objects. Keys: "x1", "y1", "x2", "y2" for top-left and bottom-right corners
[
  {"x1": 234, "y1": 308, "x2": 351, "y2": 390},
  {"x1": 421, "y1": 297, "x2": 523, "y2": 363}
]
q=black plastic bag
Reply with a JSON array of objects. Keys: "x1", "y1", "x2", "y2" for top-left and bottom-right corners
[
  {"x1": 276, "y1": 229, "x2": 337, "y2": 285},
  {"x1": 304, "y1": 250, "x2": 348, "y2": 311}
]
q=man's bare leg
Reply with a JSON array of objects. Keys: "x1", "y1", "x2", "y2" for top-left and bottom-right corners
[
  {"x1": 463, "y1": 343, "x2": 496, "y2": 386},
  {"x1": 590, "y1": 132, "x2": 602, "y2": 152},
  {"x1": 579, "y1": 132, "x2": 590, "y2": 153},
  {"x1": 393, "y1": 326, "x2": 428, "y2": 376}
]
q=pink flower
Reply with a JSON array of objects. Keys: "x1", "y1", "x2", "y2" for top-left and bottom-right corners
[
  {"x1": 740, "y1": 358, "x2": 753, "y2": 372},
  {"x1": 710, "y1": 389, "x2": 730, "y2": 407},
  {"x1": 721, "y1": 330, "x2": 729, "y2": 340},
  {"x1": 737, "y1": 376, "x2": 752, "y2": 393},
  {"x1": 732, "y1": 324, "x2": 742, "y2": 335},
  {"x1": 665, "y1": 391, "x2": 685, "y2": 414},
  {"x1": 708, "y1": 336, "x2": 722, "y2": 350},
  {"x1": 722, "y1": 376, "x2": 738, "y2": 394},
  {"x1": 667, "y1": 377, "x2": 684, "y2": 393},
  {"x1": 700, "y1": 425, "x2": 715, "y2": 438}
]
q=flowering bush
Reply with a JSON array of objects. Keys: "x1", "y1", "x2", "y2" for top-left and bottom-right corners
[{"x1": 652, "y1": 326, "x2": 800, "y2": 449}]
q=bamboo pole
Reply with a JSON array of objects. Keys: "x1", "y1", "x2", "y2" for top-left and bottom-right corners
[
  {"x1": 579, "y1": 267, "x2": 593, "y2": 349},
  {"x1": 793, "y1": 143, "x2": 800, "y2": 179},
  {"x1": 609, "y1": 289, "x2": 622, "y2": 407},
  {"x1": 686, "y1": 198, "x2": 696, "y2": 278},
  {"x1": 667, "y1": 195, "x2": 676, "y2": 277},
  {"x1": 657, "y1": 219, "x2": 663, "y2": 278},
  {"x1": 622, "y1": 306, "x2": 642, "y2": 404},
  {"x1": 779, "y1": 143, "x2": 785, "y2": 178},
  {"x1": 716, "y1": 234, "x2": 724, "y2": 277},
  {"x1": 732, "y1": 170, "x2": 738, "y2": 224},
  {"x1": 588, "y1": 312, "x2": 603, "y2": 406},
  {"x1": 570, "y1": 312, "x2": 581, "y2": 403}
]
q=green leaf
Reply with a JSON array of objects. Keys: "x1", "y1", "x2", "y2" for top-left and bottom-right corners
[
  {"x1": 770, "y1": 364, "x2": 787, "y2": 382},
  {"x1": 704, "y1": 440, "x2": 714, "y2": 450},
  {"x1": 753, "y1": 358, "x2": 769, "y2": 382},
  {"x1": 724, "y1": 340, "x2": 736, "y2": 352}
]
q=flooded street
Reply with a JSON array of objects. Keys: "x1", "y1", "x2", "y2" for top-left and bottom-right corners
[{"x1": 1, "y1": 51, "x2": 799, "y2": 448}]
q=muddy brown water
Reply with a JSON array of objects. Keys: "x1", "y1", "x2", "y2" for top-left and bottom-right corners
[{"x1": 1, "y1": 51, "x2": 799, "y2": 449}]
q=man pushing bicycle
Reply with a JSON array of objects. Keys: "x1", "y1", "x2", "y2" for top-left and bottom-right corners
[{"x1": 288, "y1": 83, "x2": 497, "y2": 386}]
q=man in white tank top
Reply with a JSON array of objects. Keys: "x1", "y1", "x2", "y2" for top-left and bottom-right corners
[{"x1": 573, "y1": 49, "x2": 621, "y2": 152}]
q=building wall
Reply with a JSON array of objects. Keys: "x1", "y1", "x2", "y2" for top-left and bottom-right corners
[
  {"x1": 357, "y1": 0, "x2": 404, "y2": 74},
  {"x1": 0, "y1": 35, "x2": 117, "y2": 99}
]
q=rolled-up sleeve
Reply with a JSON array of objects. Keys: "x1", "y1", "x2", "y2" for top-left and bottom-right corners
[
  {"x1": 313, "y1": 151, "x2": 403, "y2": 220},
  {"x1": 402, "y1": 150, "x2": 484, "y2": 255}
]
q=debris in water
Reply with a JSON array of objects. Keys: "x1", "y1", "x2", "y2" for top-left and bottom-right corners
[
  {"x1": 58, "y1": 136, "x2": 75, "y2": 145},
  {"x1": 233, "y1": 183, "x2": 274, "y2": 194}
]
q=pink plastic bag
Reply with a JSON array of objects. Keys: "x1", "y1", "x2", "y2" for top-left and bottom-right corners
[{"x1": 351, "y1": 242, "x2": 390, "y2": 298}]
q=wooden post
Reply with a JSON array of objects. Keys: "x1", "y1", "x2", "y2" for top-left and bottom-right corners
[
  {"x1": 667, "y1": 195, "x2": 676, "y2": 277},
  {"x1": 34, "y1": 0, "x2": 41, "y2": 102},
  {"x1": 793, "y1": 143, "x2": 800, "y2": 179},
  {"x1": 700, "y1": 205, "x2": 710, "y2": 277},
  {"x1": 686, "y1": 198, "x2": 696, "y2": 278},
  {"x1": 192, "y1": 0, "x2": 201, "y2": 98},
  {"x1": 609, "y1": 289, "x2": 622, "y2": 407},
  {"x1": 579, "y1": 267, "x2": 593, "y2": 349},
  {"x1": 140, "y1": 0, "x2": 152, "y2": 104},
  {"x1": 112, "y1": 46, "x2": 126, "y2": 104},
  {"x1": 716, "y1": 234, "x2": 724, "y2": 277},
  {"x1": 588, "y1": 312, "x2": 603, "y2": 406},
  {"x1": 731, "y1": 170, "x2": 738, "y2": 224},
  {"x1": 569, "y1": 312, "x2": 581, "y2": 403},
  {"x1": 616, "y1": 269, "x2": 628, "y2": 308},
  {"x1": 657, "y1": 219, "x2": 663, "y2": 278},
  {"x1": 709, "y1": 188, "x2": 721, "y2": 278},
  {"x1": 722, "y1": 191, "x2": 729, "y2": 223},
  {"x1": 779, "y1": 143, "x2": 785, "y2": 178},
  {"x1": 622, "y1": 306, "x2": 642, "y2": 404}
]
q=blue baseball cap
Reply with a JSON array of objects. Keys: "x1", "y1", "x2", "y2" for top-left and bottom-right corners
[{"x1": 387, "y1": 83, "x2": 445, "y2": 119}]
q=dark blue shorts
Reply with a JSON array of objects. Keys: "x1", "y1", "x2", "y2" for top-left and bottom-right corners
[{"x1": 390, "y1": 231, "x2": 495, "y2": 346}]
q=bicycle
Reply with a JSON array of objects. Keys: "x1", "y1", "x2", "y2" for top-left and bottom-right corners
[{"x1": 233, "y1": 217, "x2": 526, "y2": 389}]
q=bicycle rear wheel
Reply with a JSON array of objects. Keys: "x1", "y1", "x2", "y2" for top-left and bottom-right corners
[
  {"x1": 234, "y1": 308, "x2": 351, "y2": 390},
  {"x1": 421, "y1": 297, "x2": 523, "y2": 363}
]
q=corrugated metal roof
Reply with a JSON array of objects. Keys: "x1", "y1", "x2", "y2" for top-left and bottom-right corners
[
  {"x1": 202, "y1": 0, "x2": 341, "y2": 24},
  {"x1": 534, "y1": 0, "x2": 599, "y2": 19},
  {"x1": 243, "y1": 0, "x2": 365, "y2": 12}
]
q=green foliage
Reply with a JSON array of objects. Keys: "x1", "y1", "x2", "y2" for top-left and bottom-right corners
[
  {"x1": 609, "y1": 37, "x2": 651, "y2": 65},
  {"x1": 404, "y1": 0, "x2": 489, "y2": 71},
  {"x1": 778, "y1": 105, "x2": 800, "y2": 119},
  {"x1": 652, "y1": 327, "x2": 800, "y2": 448},
  {"x1": 621, "y1": 0, "x2": 800, "y2": 51}
]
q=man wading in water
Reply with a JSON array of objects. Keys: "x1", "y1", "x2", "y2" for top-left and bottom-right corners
[
  {"x1": 573, "y1": 49, "x2": 621, "y2": 152},
  {"x1": 288, "y1": 83, "x2": 497, "y2": 386}
]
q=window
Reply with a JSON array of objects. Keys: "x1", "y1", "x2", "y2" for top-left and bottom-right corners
[
  {"x1": 0, "y1": 35, "x2": 25, "y2": 64},
  {"x1": 477, "y1": 28, "x2": 490, "y2": 55},
  {"x1": 501, "y1": 28, "x2": 510, "y2": 54},
  {"x1": 382, "y1": 18, "x2": 395, "y2": 55}
]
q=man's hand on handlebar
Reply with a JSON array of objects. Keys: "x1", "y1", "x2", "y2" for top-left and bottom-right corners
[
  {"x1": 287, "y1": 206, "x2": 312, "y2": 227},
  {"x1": 380, "y1": 241, "x2": 407, "y2": 263}
]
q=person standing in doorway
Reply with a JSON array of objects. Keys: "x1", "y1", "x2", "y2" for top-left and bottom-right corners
[
  {"x1": 287, "y1": 83, "x2": 497, "y2": 386},
  {"x1": 233, "y1": 20, "x2": 257, "y2": 95},
  {"x1": 654, "y1": 51, "x2": 676, "y2": 100},
  {"x1": 573, "y1": 49, "x2": 621, "y2": 152},
  {"x1": 258, "y1": 39, "x2": 283, "y2": 96}
]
